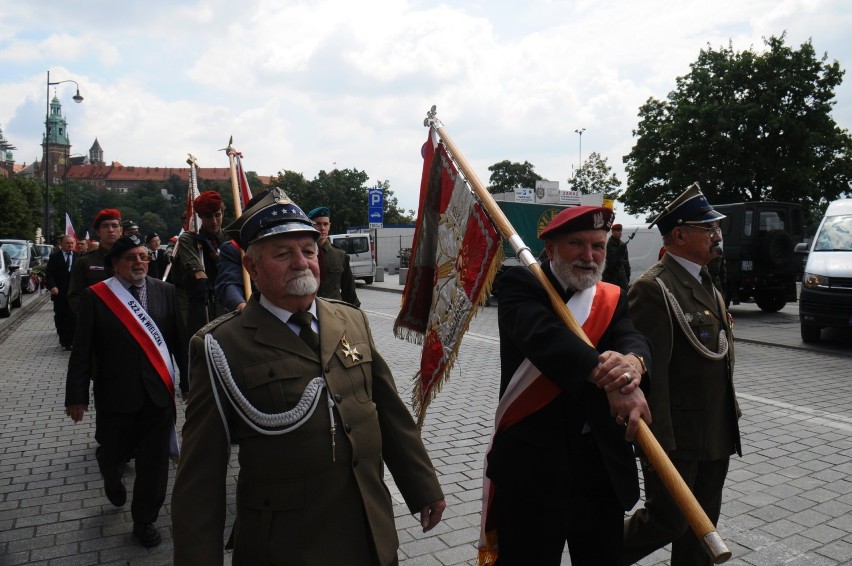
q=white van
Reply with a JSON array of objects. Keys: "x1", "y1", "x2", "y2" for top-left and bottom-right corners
[
  {"x1": 799, "y1": 199, "x2": 852, "y2": 342},
  {"x1": 329, "y1": 233, "x2": 376, "y2": 284},
  {"x1": 621, "y1": 225, "x2": 664, "y2": 284}
]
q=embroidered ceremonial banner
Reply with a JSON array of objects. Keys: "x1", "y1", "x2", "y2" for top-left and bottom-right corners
[{"x1": 394, "y1": 131, "x2": 502, "y2": 427}]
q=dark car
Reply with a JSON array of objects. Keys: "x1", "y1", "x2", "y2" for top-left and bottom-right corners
[
  {"x1": 714, "y1": 202, "x2": 806, "y2": 312},
  {"x1": 0, "y1": 249, "x2": 23, "y2": 317}
]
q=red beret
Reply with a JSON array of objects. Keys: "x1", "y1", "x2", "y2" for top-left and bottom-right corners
[
  {"x1": 612, "y1": 223, "x2": 623, "y2": 230},
  {"x1": 194, "y1": 191, "x2": 224, "y2": 214},
  {"x1": 92, "y1": 209, "x2": 122, "y2": 230},
  {"x1": 539, "y1": 206, "x2": 614, "y2": 239}
]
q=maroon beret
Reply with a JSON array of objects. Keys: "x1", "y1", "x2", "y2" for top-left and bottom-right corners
[
  {"x1": 539, "y1": 206, "x2": 614, "y2": 239},
  {"x1": 194, "y1": 191, "x2": 224, "y2": 214},
  {"x1": 92, "y1": 209, "x2": 122, "y2": 230},
  {"x1": 611, "y1": 223, "x2": 623, "y2": 230}
]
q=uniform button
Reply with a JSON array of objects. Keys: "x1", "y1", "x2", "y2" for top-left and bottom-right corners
[
  {"x1": 334, "y1": 393, "x2": 342, "y2": 403},
  {"x1": 344, "y1": 423, "x2": 352, "y2": 433},
  {"x1": 324, "y1": 365, "x2": 331, "y2": 373},
  {"x1": 268, "y1": 369, "x2": 275, "y2": 377},
  {"x1": 352, "y1": 457, "x2": 359, "y2": 468}
]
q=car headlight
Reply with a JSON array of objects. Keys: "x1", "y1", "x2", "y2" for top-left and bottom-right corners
[{"x1": 803, "y1": 272, "x2": 828, "y2": 288}]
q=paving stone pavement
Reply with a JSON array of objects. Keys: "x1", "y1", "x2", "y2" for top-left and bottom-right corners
[{"x1": 1, "y1": 286, "x2": 852, "y2": 565}]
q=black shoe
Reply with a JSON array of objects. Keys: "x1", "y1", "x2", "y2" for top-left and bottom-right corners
[{"x1": 133, "y1": 522, "x2": 162, "y2": 547}]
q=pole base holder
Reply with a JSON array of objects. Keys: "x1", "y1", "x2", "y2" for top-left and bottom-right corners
[{"x1": 703, "y1": 531, "x2": 732, "y2": 564}]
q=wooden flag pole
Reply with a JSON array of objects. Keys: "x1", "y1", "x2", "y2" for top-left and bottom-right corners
[
  {"x1": 223, "y1": 136, "x2": 253, "y2": 302},
  {"x1": 424, "y1": 106, "x2": 731, "y2": 564}
]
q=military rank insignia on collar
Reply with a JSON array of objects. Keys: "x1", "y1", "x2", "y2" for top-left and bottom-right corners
[{"x1": 340, "y1": 337, "x2": 362, "y2": 362}]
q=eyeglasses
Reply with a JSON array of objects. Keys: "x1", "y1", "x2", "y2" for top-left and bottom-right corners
[{"x1": 687, "y1": 224, "x2": 722, "y2": 236}]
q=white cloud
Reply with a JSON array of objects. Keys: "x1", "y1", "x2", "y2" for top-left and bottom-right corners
[{"x1": 1, "y1": 0, "x2": 850, "y2": 215}]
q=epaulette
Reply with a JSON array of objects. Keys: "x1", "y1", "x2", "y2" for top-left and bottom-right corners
[
  {"x1": 319, "y1": 297, "x2": 360, "y2": 310},
  {"x1": 641, "y1": 261, "x2": 666, "y2": 280},
  {"x1": 195, "y1": 309, "x2": 240, "y2": 337}
]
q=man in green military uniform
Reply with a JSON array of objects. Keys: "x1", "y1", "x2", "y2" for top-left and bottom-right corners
[
  {"x1": 308, "y1": 206, "x2": 360, "y2": 306},
  {"x1": 172, "y1": 190, "x2": 445, "y2": 565},
  {"x1": 172, "y1": 190, "x2": 227, "y2": 337},
  {"x1": 623, "y1": 183, "x2": 741, "y2": 565},
  {"x1": 68, "y1": 209, "x2": 123, "y2": 313}
]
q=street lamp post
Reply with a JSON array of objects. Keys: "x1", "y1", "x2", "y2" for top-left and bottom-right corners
[
  {"x1": 574, "y1": 128, "x2": 586, "y2": 176},
  {"x1": 44, "y1": 70, "x2": 83, "y2": 244}
]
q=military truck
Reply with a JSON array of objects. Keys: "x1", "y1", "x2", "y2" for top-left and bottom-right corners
[{"x1": 714, "y1": 202, "x2": 806, "y2": 312}]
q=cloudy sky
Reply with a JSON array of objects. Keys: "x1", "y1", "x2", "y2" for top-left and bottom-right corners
[{"x1": 2, "y1": 0, "x2": 851, "y2": 216}]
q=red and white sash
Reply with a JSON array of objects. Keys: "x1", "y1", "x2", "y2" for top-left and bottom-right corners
[
  {"x1": 90, "y1": 278, "x2": 179, "y2": 457},
  {"x1": 477, "y1": 281, "x2": 621, "y2": 565}
]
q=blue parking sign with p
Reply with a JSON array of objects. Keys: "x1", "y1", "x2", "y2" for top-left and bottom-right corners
[{"x1": 368, "y1": 188, "x2": 384, "y2": 228}]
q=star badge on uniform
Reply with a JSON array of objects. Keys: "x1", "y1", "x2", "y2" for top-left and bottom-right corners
[{"x1": 340, "y1": 337, "x2": 362, "y2": 362}]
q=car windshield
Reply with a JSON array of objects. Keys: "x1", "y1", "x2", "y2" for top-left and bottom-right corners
[
  {"x1": 0, "y1": 243, "x2": 27, "y2": 259},
  {"x1": 335, "y1": 237, "x2": 369, "y2": 254},
  {"x1": 814, "y1": 215, "x2": 852, "y2": 252}
]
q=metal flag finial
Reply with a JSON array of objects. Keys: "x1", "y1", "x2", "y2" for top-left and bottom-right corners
[{"x1": 424, "y1": 105, "x2": 440, "y2": 128}]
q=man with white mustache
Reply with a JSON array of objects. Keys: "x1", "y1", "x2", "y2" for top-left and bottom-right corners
[
  {"x1": 172, "y1": 189, "x2": 446, "y2": 565},
  {"x1": 481, "y1": 205, "x2": 652, "y2": 566}
]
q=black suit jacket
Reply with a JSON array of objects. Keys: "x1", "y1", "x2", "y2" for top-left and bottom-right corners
[
  {"x1": 66, "y1": 276, "x2": 189, "y2": 412},
  {"x1": 490, "y1": 263, "x2": 651, "y2": 510},
  {"x1": 45, "y1": 250, "x2": 78, "y2": 299}
]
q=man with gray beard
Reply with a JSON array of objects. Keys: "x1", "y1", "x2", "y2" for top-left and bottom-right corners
[
  {"x1": 482, "y1": 205, "x2": 651, "y2": 566},
  {"x1": 171, "y1": 189, "x2": 446, "y2": 565}
]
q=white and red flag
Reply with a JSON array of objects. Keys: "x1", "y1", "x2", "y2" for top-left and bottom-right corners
[
  {"x1": 394, "y1": 130, "x2": 502, "y2": 427},
  {"x1": 233, "y1": 152, "x2": 253, "y2": 209},
  {"x1": 65, "y1": 213, "x2": 75, "y2": 237}
]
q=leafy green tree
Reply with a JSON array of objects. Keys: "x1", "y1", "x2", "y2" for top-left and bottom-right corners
[
  {"x1": 487, "y1": 160, "x2": 544, "y2": 194},
  {"x1": 568, "y1": 152, "x2": 622, "y2": 199},
  {"x1": 273, "y1": 170, "x2": 311, "y2": 204},
  {"x1": 305, "y1": 169, "x2": 371, "y2": 231},
  {"x1": 0, "y1": 176, "x2": 42, "y2": 238},
  {"x1": 272, "y1": 170, "x2": 413, "y2": 230},
  {"x1": 621, "y1": 34, "x2": 852, "y2": 218}
]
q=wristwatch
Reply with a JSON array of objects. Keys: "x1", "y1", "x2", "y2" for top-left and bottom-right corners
[{"x1": 629, "y1": 353, "x2": 647, "y2": 375}]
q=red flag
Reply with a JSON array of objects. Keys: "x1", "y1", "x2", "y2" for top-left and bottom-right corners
[
  {"x1": 394, "y1": 131, "x2": 502, "y2": 427},
  {"x1": 234, "y1": 152, "x2": 253, "y2": 209}
]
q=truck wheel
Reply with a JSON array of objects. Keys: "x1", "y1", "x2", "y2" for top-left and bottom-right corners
[
  {"x1": 362, "y1": 277, "x2": 373, "y2": 285},
  {"x1": 754, "y1": 291, "x2": 786, "y2": 312},
  {"x1": 759, "y1": 230, "x2": 794, "y2": 268},
  {"x1": 801, "y1": 323, "x2": 821, "y2": 343}
]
